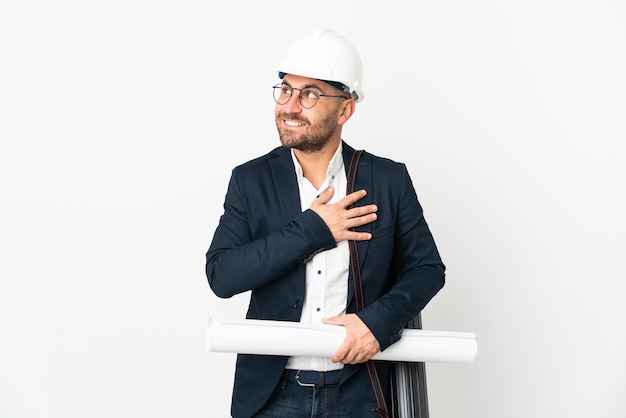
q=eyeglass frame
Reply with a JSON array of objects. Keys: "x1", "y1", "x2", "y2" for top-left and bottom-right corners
[{"x1": 272, "y1": 83, "x2": 349, "y2": 109}]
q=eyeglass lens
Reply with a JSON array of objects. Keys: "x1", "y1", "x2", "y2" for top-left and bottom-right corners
[{"x1": 273, "y1": 85, "x2": 320, "y2": 109}]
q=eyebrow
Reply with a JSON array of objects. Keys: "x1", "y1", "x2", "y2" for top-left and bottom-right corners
[{"x1": 281, "y1": 80, "x2": 325, "y2": 93}]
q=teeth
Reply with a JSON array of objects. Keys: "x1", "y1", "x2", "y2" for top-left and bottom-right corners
[{"x1": 285, "y1": 120, "x2": 304, "y2": 127}]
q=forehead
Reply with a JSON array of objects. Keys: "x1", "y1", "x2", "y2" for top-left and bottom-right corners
[{"x1": 282, "y1": 74, "x2": 327, "y2": 90}]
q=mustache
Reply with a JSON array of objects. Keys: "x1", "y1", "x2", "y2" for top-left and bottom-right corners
[{"x1": 276, "y1": 112, "x2": 309, "y2": 124}]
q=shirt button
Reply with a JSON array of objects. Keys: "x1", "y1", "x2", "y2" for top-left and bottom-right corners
[{"x1": 317, "y1": 270, "x2": 322, "y2": 275}]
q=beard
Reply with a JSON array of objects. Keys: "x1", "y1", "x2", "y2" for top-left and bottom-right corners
[{"x1": 275, "y1": 112, "x2": 337, "y2": 153}]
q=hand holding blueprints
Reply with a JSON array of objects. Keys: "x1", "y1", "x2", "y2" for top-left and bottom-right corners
[{"x1": 206, "y1": 318, "x2": 477, "y2": 363}]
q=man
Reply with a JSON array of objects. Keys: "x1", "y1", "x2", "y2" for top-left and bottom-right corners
[{"x1": 206, "y1": 29, "x2": 445, "y2": 418}]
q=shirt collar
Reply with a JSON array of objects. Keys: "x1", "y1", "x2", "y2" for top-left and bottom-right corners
[{"x1": 291, "y1": 142, "x2": 345, "y2": 183}]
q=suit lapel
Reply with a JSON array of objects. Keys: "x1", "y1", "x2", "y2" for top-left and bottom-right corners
[
  {"x1": 268, "y1": 147, "x2": 302, "y2": 221},
  {"x1": 268, "y1": 147, "x2": 307, "y2": 286}
]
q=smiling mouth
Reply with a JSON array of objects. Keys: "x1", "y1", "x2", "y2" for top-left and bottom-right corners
[{"x1": 284, "y1": 119, "x2": 305, "y2": 127}]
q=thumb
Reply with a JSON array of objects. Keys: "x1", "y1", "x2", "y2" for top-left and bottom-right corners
[
  {"x1": 315, "y1": 186, "x2": 335, "y2": 204},
  {"x1": 322, "y1": 316, "x2": 343, "y2": 326}
]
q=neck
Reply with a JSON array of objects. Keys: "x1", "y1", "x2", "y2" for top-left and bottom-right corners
[{"x1": 293, "y1": 139, "x2": 341, "y2": 190}]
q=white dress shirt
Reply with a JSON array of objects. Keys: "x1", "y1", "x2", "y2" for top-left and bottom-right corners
[{"x1": 285, "y1": 143, "x2": 348, "y2": 372}]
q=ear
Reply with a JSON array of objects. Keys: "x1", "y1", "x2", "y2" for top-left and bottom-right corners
[{"x1": 337, "y1": 99, "x2": 356, "y2": 126}]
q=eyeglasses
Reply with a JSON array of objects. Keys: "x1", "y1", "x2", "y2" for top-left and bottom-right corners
[{"x1": 272, "y1": 84, "x2": 348, "y2": 109}]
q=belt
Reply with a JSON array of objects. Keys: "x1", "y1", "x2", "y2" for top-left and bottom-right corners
[{"x1": 284, "y1": 369, "x2": 342, "y2": 387}]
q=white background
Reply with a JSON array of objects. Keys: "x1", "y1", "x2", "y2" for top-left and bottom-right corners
[{"x1": 1, "y1": 1, "x2": 625, "y2": 417}]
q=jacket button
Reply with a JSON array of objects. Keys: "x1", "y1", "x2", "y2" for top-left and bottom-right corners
[{"x1": 294, "y1": 300, "x2": 302, "y2": 309}]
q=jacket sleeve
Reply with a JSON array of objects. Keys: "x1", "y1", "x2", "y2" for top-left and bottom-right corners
[{"x1": 205, "y1": 167, "x2": 337, "y2": 299}]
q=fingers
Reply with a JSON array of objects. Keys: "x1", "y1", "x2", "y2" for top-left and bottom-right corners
[
  {"x1": 324, "y1": 315, "x2": 380, "y2": 364},
  {"x1": 322, "y1": 316, "x2": 340, "y2": 326},
  {"x1": 313, "y1": 188, "x2": 375, "y2": 214},
  {"x1": 339, "y1": 190, "x2": 378, "y2": 237},
  {"x1": 315, "y1": 185, "x2": 335, "y2": 204},
  {"x1": 342, "y1": 190, "x2": 378, "y2": 223},
  {"x1": 331, "y1": 345, "x2": 349, "y2": 363},
  {"x1": 341, "y1": 207, "x2": 377, "y2": 241},
  {"x1": 346, "y1": 206, "x2": 378, "y2": 227},
  {"x1": 331, "y1": 346, "x2": 372, "y2": 364},
  {"x1": 310, "y1": 187, "x2": 378, "y2": 242},
  {"x1": 342, "y1": 189, "x2": 368, "y2": 207},
  {"x1": 332, "y1": 344, "x2": 376, "y2": 364},
  {"x1": 324, "y1": 188, "x2": 373, "y2": 210}
]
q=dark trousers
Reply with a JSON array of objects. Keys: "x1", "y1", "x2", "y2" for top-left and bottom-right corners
[{"x1": 253, "y1": 370, "x2": 350, "y2": 418}]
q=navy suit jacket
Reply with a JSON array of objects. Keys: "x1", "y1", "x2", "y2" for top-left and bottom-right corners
[{"x1": 206, "y1": 141, "x2": 445, "y2": 418}]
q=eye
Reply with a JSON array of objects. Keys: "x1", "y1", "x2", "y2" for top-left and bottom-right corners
[
  {"x1": 280, "y1": 86, "x2": 292, "y2": 95},
  {"x1": 302, "y1": 89, "x2": 320, "y2": 100}
]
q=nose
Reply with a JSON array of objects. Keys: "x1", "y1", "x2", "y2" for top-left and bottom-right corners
[{"x1": 282, "y1": 89, "x2": 303, "y2": 113}]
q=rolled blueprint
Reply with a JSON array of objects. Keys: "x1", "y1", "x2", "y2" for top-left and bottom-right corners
[{"x1": 206, "y1": 318, "x2": 477, "y2": 363}]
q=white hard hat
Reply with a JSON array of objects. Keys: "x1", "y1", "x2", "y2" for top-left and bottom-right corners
[{"x1": 276, "y1": 29, "x2": 364, "y2": 102}]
